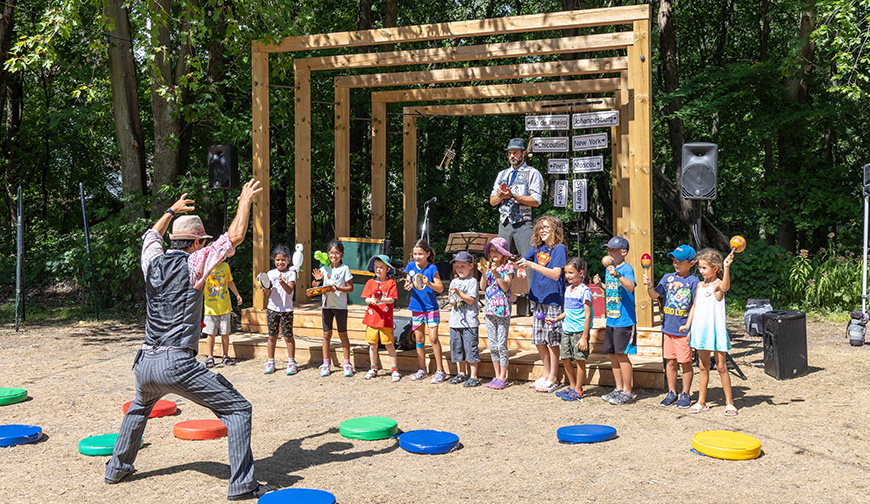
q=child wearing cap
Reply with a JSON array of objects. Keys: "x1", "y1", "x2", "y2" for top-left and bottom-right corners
[
  {"x1": 479, "y1": 237, "x2": 515, "y2": 389},
  {"x1": 643, "y1": 245, "x2": 699, "y2": 408},
  {"x1": 593, "y1": 236, "x2": 637, "y2": 405},
  {"x1": 362, "y1": 255, "x2": 401, "y2": 382},
  {"x1": 446, "y1": 251, "x2": 482, "y2": 387}
]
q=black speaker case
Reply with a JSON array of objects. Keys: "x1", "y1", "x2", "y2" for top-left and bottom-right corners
[{"x1": 762, "y1": 310, "x2": 808, "y2": 380}]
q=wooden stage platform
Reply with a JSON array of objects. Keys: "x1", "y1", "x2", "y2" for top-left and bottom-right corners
[{"x1": 203, "y1": 303, "x2": 666, "y2": 389}]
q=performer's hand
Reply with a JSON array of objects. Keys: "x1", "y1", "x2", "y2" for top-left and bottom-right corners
[
  {"x1": 238, "y1": 179, "x2": 263, "y2": 205},
  {"x1": 170, "y1": 193, "x2": 195, "y2": 214}
]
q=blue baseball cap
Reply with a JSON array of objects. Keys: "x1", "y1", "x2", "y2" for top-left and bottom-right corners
[
  {"x1": 667, "y1": 244, "x2": 696, "y2": 261},
  {"x1": 601, "y1": 236, "x2": 630, "y2": 251}
]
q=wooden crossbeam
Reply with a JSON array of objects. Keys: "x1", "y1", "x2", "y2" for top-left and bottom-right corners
[
  {"x1": 372, "y1": 77, "x2": 619, "y2": 103},
  {"x1": 406, "y1": 97, "x2": 617, "y2": 117},
  {"x1": 254, "y1": 5, "x2": 648, "y2": 53},
  {"x1": 298, "y1": 32, "x2": 633, "y2": 71}
]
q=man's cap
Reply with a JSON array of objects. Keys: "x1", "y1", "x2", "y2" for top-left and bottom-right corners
[
  {"x1": 367, "y1": 254, "x2": 396, "y2": 276},
  {"x1": 169, "y1": 215, "x2": 213, "y2": 240},
  {"x1": 484, "y1": 237, "x2": 512, "y2": 258},
  {"x1": 506, "y1": 138, "x2": 526, "y2": 151},
  {"x1": 601, "y1": 236, "x2": 630, "y2": 251},
  {"x1": 668, "y1": 244, "x2": 696, "y2": 261},
  {"x1": 450, "y1": 250, "x2": 474, "y2": 263}
]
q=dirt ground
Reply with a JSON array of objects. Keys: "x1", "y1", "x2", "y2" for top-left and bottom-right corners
[{"x1": 1, "y1": 315, "x2": 869, "y2": 503}]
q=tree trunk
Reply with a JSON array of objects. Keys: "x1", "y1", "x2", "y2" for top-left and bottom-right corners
[
  {"x1": 0, "y1": 0, "x2": 17, "y2": 222},
  {"x1": 383, "y1": 0, "x2": 398, "y2": 52}
]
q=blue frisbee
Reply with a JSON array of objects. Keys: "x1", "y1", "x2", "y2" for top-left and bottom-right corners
[
  {"x1": 257, "y1": 488, "x2": 336, "y2": 504},
  {"x1": 557, "y1": 424, "x2": 617, "y2": 444},
  {"x1": 399, "y1": 429, "x2": 460, "y2": 454},
  {"x1": 0, "y1": 424, "x2": 42, "y2": 447}
]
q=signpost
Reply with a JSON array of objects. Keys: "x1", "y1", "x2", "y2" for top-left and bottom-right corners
[
  {"x1": 554, "y1": 180, "x2": 569, "y2": 207},
  {"x1": 548, "y1": 158, "x2": 569, "y2": 174},
  {"x1": 572, "y1": 155, "x2": 604, "y2": 173},
  {"x1": 572, "y1": 110, "x2": 619, "y2": 128},
  {"x1": 525, "y1": 114, "x2": 570, "y2": 131},
  {"x1": 573, "y1": 132, "x2": 608, "y2": 151},
  {"x1": 531, "y1": 137, "x2": 569, "y2": 153},
  {"x1": 573, "y1": 179, "x2": 588, "y2": 212}
]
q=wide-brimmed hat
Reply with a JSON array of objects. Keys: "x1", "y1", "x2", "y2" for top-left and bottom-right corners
[
  {"x1": 169, "y1": 215, "x2": 213, "y2": 240},
  {"x1": 450, "y1": 251, "x2": 474, "y2": 263},
  {"x1": 484, "y1": 237, "x2": 512, "y2": 258},
  {"x1": 506, "y1": 138, "x2": 526, "y2": 151},
  {"x1": 367, "y1": 254, "x2": 395, "y2": 276}
]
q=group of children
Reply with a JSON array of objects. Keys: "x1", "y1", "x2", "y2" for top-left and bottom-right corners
[{"x1": 204, "y1": 215, "x2": 737, "y2": 414}]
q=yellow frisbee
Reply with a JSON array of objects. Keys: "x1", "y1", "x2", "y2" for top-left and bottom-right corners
[{"x1": 692, "y1": 430, "x2": 761, "y2": 460}]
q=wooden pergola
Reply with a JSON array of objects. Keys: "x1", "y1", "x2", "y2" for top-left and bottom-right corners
[{"x1": 251, "y1": 5, "x2": 655, "y2": 325}]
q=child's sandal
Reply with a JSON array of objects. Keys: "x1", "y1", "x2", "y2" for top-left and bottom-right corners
[{"x1": 204, "y1": 357, "x2": 215, "y2": 368}]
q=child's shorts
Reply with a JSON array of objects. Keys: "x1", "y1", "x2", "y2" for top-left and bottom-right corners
[
  {"x1": 449, "y1": 327, "x2": 480, "y2": 363},
  {"x1": 530, "y1": 302, "x2": 562, "y2": 347},
  {"x1": 560, "y1": 331, "x2": 590, "y2": 361},
  {"x1": 203, "y1": 313, "x2": 230, "y2": 335},
  {"x1": 267, "y1": 310, "x2": 294, "y2": 339},
  {"x1": 322, "y1": 308, "x2": 348, "y2": 332},
  {"x1": 603, "y1": 325, "x2": 637, "y2": 355},
  {"x1": 411, "y1": 310, "x2": 440, "y2": 330},
  {"x1": 663, "y1": 333, "x2": 692, "y2": 363},
  {"x1": 366, "y1": 326, "x2": 394, "y2": 345}
]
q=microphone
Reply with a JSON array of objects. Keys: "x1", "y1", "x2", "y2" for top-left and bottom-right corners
[{"x1": 424, "y1": 197, "x2": 437, "y2": 205}]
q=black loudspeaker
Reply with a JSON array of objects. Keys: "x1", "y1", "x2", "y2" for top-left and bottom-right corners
[
  {"x1": 762, "y1": 310, "x2": 808, "y2": 380},
  {"x1": 681, "y1": 143, "x2": 718, "y2": 200},
  {"x1": 208, "y1": 145, "x2": 239, "y2": 189},
  {"x1": 863, "y1": 163, "x2": 870, "y2": 196}
]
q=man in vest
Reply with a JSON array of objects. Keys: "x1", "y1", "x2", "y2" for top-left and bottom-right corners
[
  {"x1": 489, "y1": 137, "x2": 543, "y2": 259},
  {"x1": 105, "y1": 179, "x2": 273, "y2": 501}
]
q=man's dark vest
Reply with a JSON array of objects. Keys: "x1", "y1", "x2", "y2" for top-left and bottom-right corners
[{"x1": 144, "y1": 251, "x2": 203, "y2": 352}]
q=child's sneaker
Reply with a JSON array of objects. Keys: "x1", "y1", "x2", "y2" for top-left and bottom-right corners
[
  {"x1": 601, "y1": 388, "x2": 619, "y2": 402},
  {"x1": 286, "y1": 362, "x2": 298, "y2": 375},
  {"x1": 447, "y1": 374, "x2": 468, "y2": 385},
  {"x1": 263, "y1": 361, "x2": 275, "y2": 374},
  {"x1": 659, "y1": 391, "x2": 678, "y2": 407},
  {"x1": 364, "y1": 369, "x2": 377, "y2": 380},
  {"x1": 559, "y1": 387, "x2": 579, "y2": 401},
  {"x1": 609, "y1": 391, "x2": 636, "y2": 405},
  {"x1": 676, "y1": 392, "x2": 691, "y2": 408},
  {"x1": 319, "y1": 363, "x2": 330, "y2": 377},
  {"x1": 410, "y1": 369, "x2": 427, "y2": 381},
  {"x1": 343, "y1": 364, "x2": 354, "y2": 377},
  {"x1": 391, "y1": 370, "x2": 401, "y2": 382},
  {"x1": 430, "y1": 370, "x2": 447, "y2": 384},
  {"x1": 463, "y1": 377, "x2": 481, "y2": 388}
]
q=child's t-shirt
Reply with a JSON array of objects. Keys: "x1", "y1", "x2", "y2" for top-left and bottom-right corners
[
  {"x1": 362, "y1": 278, "x2": 398, "y2": 329},
  {"x1": 204, "y1": 262, "x2": 233, "y2": 316},
  {"x1": 267, "y1": 268, "x2": 297, "y2": 312},
  {"x1": 605, "y1": 261, "x2": 636, "y2": 327},
  {"x1": 319, "y1": 264, "x2": 353, "y2": 310},
  {"x1": 405, "y1": 262, "x2": 439, "y2": 312},
  {"x1": 563, "y1": 283, "x2": 594, "y2": 334},
  {"x1": 484, "y1": 263, "x2": 515, "y2": 317},
  {"x1": 654, "y1": 273, "x2": 699, "y2": 336},
  {"x1": 523, "y1": 243, "x2": 567, "y2": 305},
  {"x1": 448, "y1": 276, "x2": 480, "y2": 328}
]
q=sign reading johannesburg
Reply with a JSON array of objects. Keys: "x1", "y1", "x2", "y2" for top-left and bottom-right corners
[{"x1": 572, "y1": 110, "x2": 619, "y2": 129}]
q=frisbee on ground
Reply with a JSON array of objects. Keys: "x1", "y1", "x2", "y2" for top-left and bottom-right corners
[
  {"x1": 0, "y1": 387, "x2": 28, "y2": 406},
  {"x1": 123, "y1": 399, "x2": 177, "y2": 418},
  {"x1": 399, "y1": 430, "x2": 459, "y2": 454},
  {"x1": 257, "y1": 272, "x2": 271, "y2": 289},
  {"x1": 557, "y1": 424, "x2": 617, "y2": 444},
  {"x1": 0, "y1": 424, "x2": 42, "y2": 447},
  {"x1": 257, "y1": 488, "x2": 336, "y2": 504},
  {"x1": 339, "y1": 416, "x2": 398, "y2": 440},
  {"x1": 79, "y1": 433, "x2": 143, "y2": 456},
  {"x1": 692, "y1": 430, "x2": 761, "y2": 460},
  {"x1": 173, "y1": 419, "x2": 227, "y2": 440}
]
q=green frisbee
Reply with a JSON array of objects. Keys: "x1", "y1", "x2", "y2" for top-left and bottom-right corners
[
  {"x1": 0, "y1": 388, "x2": 28, "y2": 406},
  {"x1": 78, "y1": 433, "x2": 143, "y2": 456},
  {"x1": 339, "y1": 416, "x2": 398, "y2": 440}
]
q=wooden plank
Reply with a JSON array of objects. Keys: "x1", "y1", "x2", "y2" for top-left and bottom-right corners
[
  {"x1": 334, "y1": 57, "x2": 628, "y2": 88},
  {"x1": 403, "y1": 115, "x2": 417, "y2": 253},
  {"x1": 251, "y1": 52, "x2": 270, "y2": 310},
  {"x1": 294, "y1": 64, "x2": 312, "y2": 303},
  {"x1": 407, "y1": 98, "x2": 617, "y2": 117},
  {"x1": 253, "y1": 5, "x2": 649, "y2": 53},
  {"x1": 296, "y1": 32, "x2": 634, "y2": 71},
  {"x1": 371, "y1": 100, "x2": 387, "y2": 239},
  {"x1": 373, "y1": 77, "x2": 620, "y2": 103},
  {"x1": 334, "y1": 86, "x2": 350, "y2": 238}
]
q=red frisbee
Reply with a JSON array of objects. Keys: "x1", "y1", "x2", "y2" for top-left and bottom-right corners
[
  {"x1": 123, "y1": 400, "x2": 177, "y2": 418},
  {"x1": 173, "y1": 419, "x2": 227, "y2": 440}
]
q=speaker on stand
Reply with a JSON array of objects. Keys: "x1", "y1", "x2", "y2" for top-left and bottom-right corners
[
  {"x1": 681, "y1": 143, "x2": 718, "y2": 251},
  {"x1": 208, "y1": 145, "x2": 239, "y2": 232}
]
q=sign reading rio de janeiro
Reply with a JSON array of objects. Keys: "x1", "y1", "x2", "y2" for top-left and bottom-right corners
[{"x1": 525, "y1": 114, "x2": 570, "y2": 131}]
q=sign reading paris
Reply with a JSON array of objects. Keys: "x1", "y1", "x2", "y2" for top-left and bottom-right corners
[
  {"x1": 572, "y1": 110, "x2": 620, "y2": 129},
  {"x1": 525, "y1": 114, "x2": 570, "y2": 131},
  {"x1": 548, "y1": 158, "x2": 569, "y2": 174}
]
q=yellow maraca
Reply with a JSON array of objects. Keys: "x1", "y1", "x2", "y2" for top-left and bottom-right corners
[{"x1": 730, "y1": 235, "x2": 746, "y2": 254}]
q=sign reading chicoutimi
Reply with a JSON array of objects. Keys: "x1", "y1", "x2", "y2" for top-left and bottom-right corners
[
  {"x1": 547, "y1": 158, "x2": 569, "y2": 174},
  {"x1": 525, "y1": 114, "x2": 570, "y2": 131},
  {"x1": 572, "y1": 133, "x2": 608, "y2": 151},
  {"x1": 531, "y1": 137, "x2": 569, "y2": 153},
  {"x1": 572, "y1": 110, "x2": 620, "y2": 129},
  {"x1": 572, "y1": 156, "x2": 604, "y2": 173}
]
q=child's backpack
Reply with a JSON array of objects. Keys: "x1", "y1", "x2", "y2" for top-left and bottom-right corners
[{"x1": 393, "y1": 316, "x2": 415, "y2": 351}]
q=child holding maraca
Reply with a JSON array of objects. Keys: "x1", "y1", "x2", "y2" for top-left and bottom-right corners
[{"x1": 362, "y1": 255, "x2": 401, "y2": 381}]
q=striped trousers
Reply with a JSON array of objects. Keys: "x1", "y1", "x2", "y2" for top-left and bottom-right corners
[{"x1": 105, "y1": 348, "x2": 256, "y2": 498}]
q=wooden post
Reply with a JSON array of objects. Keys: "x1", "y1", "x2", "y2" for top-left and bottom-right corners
[
  {"x1": 334, "y1": 84, "x2": 350, "y2": 237},
  {"x1": 251, "y1": 51, "x2": 270, "y2": 310},
  {"x1": 294, "y1": 63, "x2": 312, "y2": 303},
  {"x1": 371, "y1": 100, "x2": 387, "y2": 238},
  {"x1": 403, "y1": 113, "x2": 417, "y2": 255}
]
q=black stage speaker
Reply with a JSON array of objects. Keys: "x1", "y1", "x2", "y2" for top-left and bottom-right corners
[
  {"x1": 762, "y1": 310, "x2": 808, "y2": 380},
  {"x1": 681, "y1": 143, "x2": 718, "y2": 200},
  {"x1": 208, "y1": 145, "x2": 239, "y2": 189},
  {"x1": 863, "y1": 163, "x2": 870, "y2": 196}
]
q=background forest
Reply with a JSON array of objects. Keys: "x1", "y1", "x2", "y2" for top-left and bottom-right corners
[{"x1": 1, "y1": 0, "x2": 869, "y2": 317}]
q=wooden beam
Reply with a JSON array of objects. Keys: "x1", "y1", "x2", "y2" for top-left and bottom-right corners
[
  {"x1": 334, "y1": 86, "x2": 350, "y2": 237},
  {"x1": 251, "y1": 52, "x2": 270, "y2": 310},
  {"x1": 373, "y1": 77, "x2": 619, "y2": 103},
  {"x1": 408, "y1": 97, "x2": 617, "y2": 117},
  {"x1": 334, "y1": 57, "x2": 628, "y2": 88},
  {"x1": 403, "y1": 116, "x2": 417, "y2": 254},
  {"x1": 371, "y1": 101, "x2": 387, "y2": 239},
  {"x1": 297, "y1": 32, "x2": 634, "y2": 71},
  {"x1": 253, "y1": 5, "x2": 649, "y2": 53},
  {"x1": 294, "y1": 64, "x2": 312, "y2": 303}
]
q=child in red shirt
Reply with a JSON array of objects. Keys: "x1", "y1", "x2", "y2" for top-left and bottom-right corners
[{"x1": 362, "y1": 255, "x2": 401, "y2": 381}]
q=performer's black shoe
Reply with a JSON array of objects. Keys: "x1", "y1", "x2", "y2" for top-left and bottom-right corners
[
  {"x1": 105, "y1": 469, "x2": 136, "y2": 484},
  {"x1": 228, "y1": 483, "x2": 275, "y2": 501}
]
